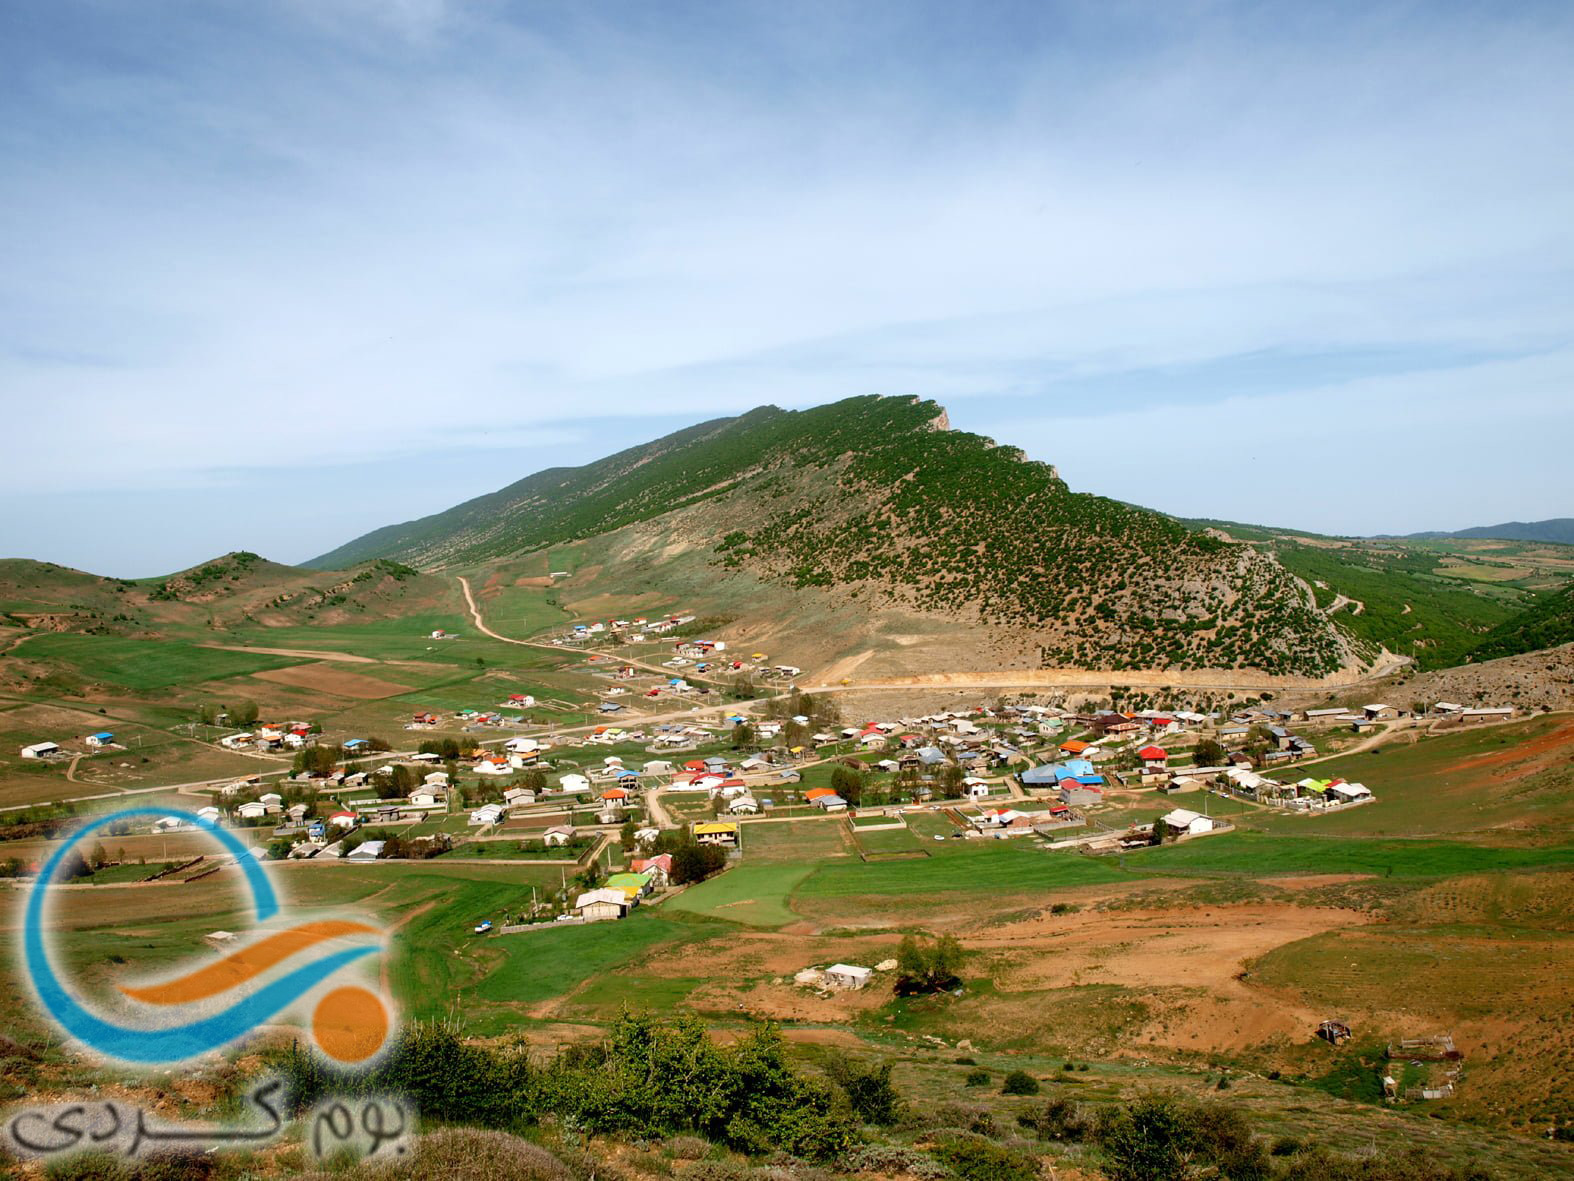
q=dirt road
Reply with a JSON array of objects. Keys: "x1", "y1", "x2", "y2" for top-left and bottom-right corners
[{"x1": 803, "y1": 652, "x2": 1408, "y2": 697}]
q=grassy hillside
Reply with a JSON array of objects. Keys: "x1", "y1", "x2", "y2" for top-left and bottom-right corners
[
  {"x1": 0, "y1": 551, "x2": 446, "y2": 637},
  {"x1": 313, "y1": 396, "x2": 1348, "y2": 675},
  {"x1": 1470, "y1": 582, "x2": 1574, "y2": 662},
  {"x1": 1270, "y1": 542, "x2": 1522, "y2": 670}
]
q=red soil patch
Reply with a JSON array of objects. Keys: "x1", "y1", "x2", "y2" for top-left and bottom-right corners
[{"x1": 1439, "y1": 719, "x2": 1574, "y2": 777}]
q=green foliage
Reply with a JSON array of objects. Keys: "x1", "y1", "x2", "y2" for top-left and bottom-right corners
[
  {"x1": 148, "y1": 551, "x2": 262, "y2": 601},
  {"x1": 824, "y1": 1058, "x2": 902, "y2": 1126},
  {"x1": 964, "y1": 1069, "x2": 990, "y2": 1087},
  {"x1": 1470, "y1": 582, "x2": 1574, "y2": 662},
  {"x1": 1194, "y1": 737, "x2": 1226, "y2": 766},
  {"x1": 1000, "y1": 1069, "x2": 1040, "y2": 1095},
  {"x1": 1093, "y1": 1093, "x2": 1266, "y2": 1181},
  {"x1": 931, "y1": 1136, "x2": 1041, "y2": 1181},
  {"x1": 293, "y1": 744, "x2": 339, "y2": 775},
  {"x1": 1271, "y1": 542, "x2": 1519, "y2": 670},
  {"x1": 671, "y1": 843, "x2": 729, "y2": 885},
  {"x1": 894, "y1": 933, "x2": 964, "y2": 995},
  {"x1": 1018, "y1": 1097, "x2": 1090, "y2": 1142}
]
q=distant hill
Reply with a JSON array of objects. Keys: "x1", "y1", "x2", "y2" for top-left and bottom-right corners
[
  {"x1": 1396, "y1": 519, "x2": 1574, "y2": 545},
  {"x1": 0, "y1": 551, "x2": 446, "y2": 637},
  {"x1": 314, "y1": 395, "x2": 1350, "y2": 676}
]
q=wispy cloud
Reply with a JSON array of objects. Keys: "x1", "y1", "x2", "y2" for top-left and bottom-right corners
[{"x1": 1, "y1": 0, "x2": 1570, "y2": 571}]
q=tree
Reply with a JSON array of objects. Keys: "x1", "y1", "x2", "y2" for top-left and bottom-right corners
[
  {"x1": 418, "y1": 738, "x2": 461, "y2": 760},
  {"x1": 825, "y1": 1058, "x2": 902, "y2": 1125},
  {"x1": 231, "y1": 700, "x2": 260, "y2": 727},
  {"x1": 830, "y1": 765, "x2": 863, "y2": 804},
  {"x1": 894, "y1": 933, "x2": 964, "y2": 994},
  {"x1": 671, "y1": 843, "x2": 727, "y2": 885},
  {"x1": 619, "y1": 819, "x2": 637, "y2": 850},
  {"x1": 266, "y1": 836, "x2": 295, "y2": 860},
  {"x1": 937, "y1": 764, "x2": 965, "y2": 798},
  {"x1": 293, "y1": 744, "x2": 338, "y2": 775},
  {"x1": 1193, "y1": 737, "x2": 1226, "y2": 767},
  {"x1": 1150, "y1": 818, "x2": 1172, "y2": 846},
  {"x1": 732, "y1": 721, "x2": 756, "y2": 749}
]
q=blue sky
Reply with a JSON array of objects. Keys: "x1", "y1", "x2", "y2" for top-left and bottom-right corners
[{"x1": 2, "y1": 0, "x2": 1571, "y2": 576}]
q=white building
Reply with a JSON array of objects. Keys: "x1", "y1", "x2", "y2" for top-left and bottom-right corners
[
  {"x1": 20, "y1": 742, "x2": 61, "y2": 759},
  {"x1": 1159, "y1": 808, "x2": 1215, "y2": 837},
  {"x1": 576, "y1": 887, "x2": 630, "y2": 922},
  {"x1": 824, "y1": 964, "x2": 874, "y2": 990}
]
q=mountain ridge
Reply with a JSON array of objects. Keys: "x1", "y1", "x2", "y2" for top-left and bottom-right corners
[
  {"x1": 313, "y1": 395, "x2": 1351, "y2": 676},
  {"x1": 1393, "y1": 518, "x2": 1574, "y2": 546}
]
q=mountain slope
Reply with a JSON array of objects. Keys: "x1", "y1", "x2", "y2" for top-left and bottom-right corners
[
  {"x1": 0, "y1": 552, "x2": 447, "y2": 637},
  {"x1": 1400, "y1": 518, "x2": 1574, "y2": 545},
  {"x1": 316, "y1": 395, "x2": 1350, "y2": 676},
  {"x1": 1469, "y1": 583, "x2": 1574, "y2": 663}
]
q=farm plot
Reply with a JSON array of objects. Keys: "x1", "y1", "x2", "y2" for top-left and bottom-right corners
[
  {"x1": 851, "y1": 824, "x2": 926, "y2": 858},
  {"x1": 663, "y1": 862, "x2": 816, "y2": 928},
  {"x1": 730, "y1": 818, "x2": 848, "y2": 862},
  {"x1": 250, "y1": 661, "x2": 415, "y2": 699},
  {"x1": 16, "y1": 634, "x2": 306, "y2": 690}
]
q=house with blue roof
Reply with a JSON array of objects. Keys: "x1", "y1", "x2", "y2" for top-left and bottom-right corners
[{"x1": 85, "y1": 731, "x2": 115, "y2": 748}]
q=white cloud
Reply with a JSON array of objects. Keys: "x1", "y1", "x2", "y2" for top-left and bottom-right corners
[{"x1": 1, "y1": 0, "x2": 1570, "y2": 560}]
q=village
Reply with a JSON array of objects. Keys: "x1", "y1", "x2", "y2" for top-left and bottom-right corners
[{"x1": 11, "y1": 612, "x2": 1530, "y2": 936}]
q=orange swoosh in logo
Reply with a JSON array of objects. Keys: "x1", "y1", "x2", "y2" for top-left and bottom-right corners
[{"x1": 119, "y1": 920, "x2": 381, "y2": 1006}]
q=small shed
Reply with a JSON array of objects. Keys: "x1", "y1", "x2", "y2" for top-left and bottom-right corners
[{"x1": 824, "y1": 964, "x2": 874, "y2": 991}]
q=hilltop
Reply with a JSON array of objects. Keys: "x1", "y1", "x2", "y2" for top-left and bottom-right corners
[{"x1": 316, "y1": 395, "x2": 1350, "y2": 677}]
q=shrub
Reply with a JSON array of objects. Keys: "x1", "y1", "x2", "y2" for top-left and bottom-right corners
[
  {"x1": 1001, "y1": 1070, "x2": 1040, "y2": 1096},
  {"x1": 666, "y1": 1135, "x2": 712, "y2": 1161},
  {"x1": 927, "y1": 1104, "x2": 995, "y2": 1136},
  {"x1": 676, "y1": 1162, "x2": 748, "y2": 1181},
  {"x1": 44, "y1": 1155, "x2": 133, "y2": 1181},
  {"x1": 964, "y1": 1069, "x2": 990, "y2": 1087},
  {"x1": 931, "y1": 1137, "x2": 1040, "y2": 1181},
  {"x1": 825, "y1": 1058, "x2": 902, "y2": 1126},
  {"x1": 844, "y1": 1145, "x2": 946, "y2": 1179},
  {"x1": 1018, "y1": 1097, "x2": 1089, "y2": 1142},
  {"x1": 395, "y1": 1130, "x2": 575, "y2": 1181}
]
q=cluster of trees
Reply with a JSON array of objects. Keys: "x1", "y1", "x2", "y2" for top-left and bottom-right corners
[
  {"x1": 270, "y1": 1016, "x2": 1492, "y2": 1181},
  {"x1": 196, "y1": 700, "x2": 259, "y2": 727},
  {"x1": 278, "y1": 1015, "x2": 877, "y2": 1163}
]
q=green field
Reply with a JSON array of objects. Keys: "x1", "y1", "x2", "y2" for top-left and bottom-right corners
[
  {"x1": 470, "y1": 913, "x2": 696, "y2": 1008},
  {"x1": 852, "y1": 825, "x2": 926, "y2": 857},
  {"x1": 16, "y1": 634, "x2": 306, "y2": 690},
  {"x1": 800, "y1": 841, "x2": 1127, "y2": 897},
  {"x1": 1119, "y1": 831, "x2": 1574, "y2": 877},
  {"x1": 663, "y1": 862, "x2": 815, "y2": 927},
  {"x1": 1252, "y1": 716, "x2": 1574, "y2": 839}
]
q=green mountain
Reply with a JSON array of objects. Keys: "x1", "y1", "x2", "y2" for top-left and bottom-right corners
[
  {"x1": 1399, "y1": 518, "x2": 1574, "y2": 545},
  {"x1": 314, "y1": 395, "x2": 1349, "y2": 676},
  {"x1": 1470, "y1": 582, "x2": 1574, "y2": 663}
]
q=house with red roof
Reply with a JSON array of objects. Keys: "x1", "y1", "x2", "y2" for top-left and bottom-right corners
[{"x1": 1138, "y1": 745, "x2": 1169, "y2": 769}]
